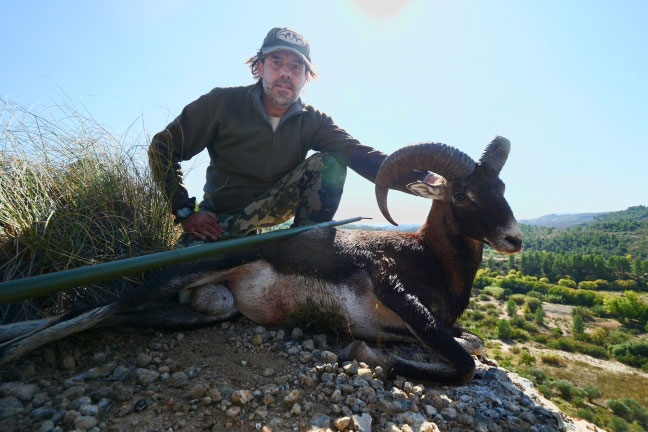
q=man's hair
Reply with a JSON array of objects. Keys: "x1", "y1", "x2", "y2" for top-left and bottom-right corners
[{"x1": 246, "y1": 50, "x2": 318, "y2": 81}]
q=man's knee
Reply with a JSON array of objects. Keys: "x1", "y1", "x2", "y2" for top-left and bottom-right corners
[{"x1": 305, "y1": 153, "x2": 347, "y2": 189}]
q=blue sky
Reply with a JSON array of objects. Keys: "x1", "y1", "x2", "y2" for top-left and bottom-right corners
[{"x1": 2, "y1": 0, "x2": 647, "y2": 224}]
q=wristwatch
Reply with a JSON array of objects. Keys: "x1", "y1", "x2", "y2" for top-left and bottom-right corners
[{"x1": 174, "y1": 198, "x2": 196, "y2": 224}]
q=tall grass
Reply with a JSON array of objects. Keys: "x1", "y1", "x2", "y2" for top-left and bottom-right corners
[{"x1": 0, "y1": 100, "x2": 178, "y2": 323}]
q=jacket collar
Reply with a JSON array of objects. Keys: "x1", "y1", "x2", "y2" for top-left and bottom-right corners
[{"x1": 248, "y1": 81, "x2": 306, "y2": 122}]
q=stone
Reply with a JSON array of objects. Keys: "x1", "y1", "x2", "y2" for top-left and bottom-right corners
[
  {"x1": 187, "y1": 383, "x2": 207, "y2": 399},
  {"x1": 343, "y1": 362, "x2": 358, "y2": 376},
  {"x1": 30, "y1": 406, "x2": 56, "y2": 420},
  {"x1": 283, "y1": 390, "x2": 300, "y2": 405},
  {"x1": 291, "y1": 328, "x2": 303, "y2": 339},
  {"x1": 209, "y1": 387, "x2": 223, "y2": 402},
  {"x1": 226, "y1": 406, "x2": 241, "y2": 417},
  {"x1": 262, "y1": 368, "x2": 275, "y2": 377},
  {"x1": 73, "y1": 415, "x2": 98, "y2": 430},
  {"x1": 136, "y1": 368, "x2": 159, "y2": 386},
  {"x1": 110, "y1": 365, "x2": 129, "y2": 380},
  {"x1": 136, "y1": 353, "x2": 152, "y2": 367},
  {"x1": 352, "y1": 413, "x2": 372, "y2": 432},
  {"x1": 0, "y1": 382, "x2": 38, "y2": 401},
  {"x1": 310, "y1": 414, "x2": 331, "y2": 427},
  {"x1": 232, "y1": 389, "x2": 253, "y2": 405},
  {"x1": 251, "y1": 334, "x2": 264, "y2": 345},
  {"x1": 38, "y1": 420, "x2": 55, "y2": 432},
  {"x1": 112, "y1": 383, "x2": 133, "y2": 402},
  {"x1": 320, "y1": 350, "x2": 338, "y2": 363},
  {"x1": 84, "y1": 361, "x2": 117, "y2": 379},
  {"x1": 333, "y1": 416, "x2": 351, "y2": 431},
  {"x1": 291, "y1": 402, "x2": 302, "y2": 415},
  {"x1": 440, "y1": 407, "x2": 458, "y2": 421},
  {"x1": 302, "y1": 339, "x2": 315, "y2": 351},
  {"x1": 169, "y1": 372, "x2": 189, "y2": 387},
  {"x1": 357, "y1": 367, "x2": 372, "y2": 380}
]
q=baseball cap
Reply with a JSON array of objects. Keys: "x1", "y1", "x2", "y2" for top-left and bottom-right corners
[{"x1": 261, "y1": 27, "x2": 312, "y2": 69}]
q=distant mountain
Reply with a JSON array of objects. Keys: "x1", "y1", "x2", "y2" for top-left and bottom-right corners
[
  {"x1": 521, "y1": 205, "x2": 648, "y2": 259},
  {"x1": 520, "y1": 212, "x2": 608, "y2": 228},
  {"x1": 345, "y1": 223, "x2": 420, "y2": 232}
]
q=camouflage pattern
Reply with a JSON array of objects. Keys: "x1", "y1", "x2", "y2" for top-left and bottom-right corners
[{"x1": 176, "y1": 153, "x2": 346, "y2": 247}]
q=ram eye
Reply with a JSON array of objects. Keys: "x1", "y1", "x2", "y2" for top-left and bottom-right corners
[{"x1": 453, "y1": 193, "x2": 467, "y2": 202}]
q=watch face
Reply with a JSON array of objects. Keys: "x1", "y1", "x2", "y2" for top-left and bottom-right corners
[{"x1": 176, "y1": 207, "x2": 192, "y2": 219}]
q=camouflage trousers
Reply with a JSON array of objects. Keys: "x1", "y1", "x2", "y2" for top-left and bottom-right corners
[{"x1": 177, "y1": 153, "x2": 347, "y2": 247}]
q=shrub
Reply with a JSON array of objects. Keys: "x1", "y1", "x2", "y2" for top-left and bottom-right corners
[
  {"x1": 525, "y1": 366, "x2": 547, "y2": 384},
  {"x1": 518, "y1": 350, "x2": 536, "y2": 366},
  {"x1": 578, "y1": 281, "x2": 598, "y2": 290},
  {"x1": 609, "y1": 416, "x2": 629, "y2": 432},
  {"x1": 621, "y1": 397, "x2": 648, "y2": 426},
  {"x1": 510, "y1": 294, "x2": 527, "y2": 305},
  {"x1": 540, "y1": 352, "x2": 563, "y2": 366},
  {"x1": 576, "y1": 407, "x2": 595, "y2": 422},
  {"x1": 609, "y1": 340, "x2": 648, "y2": 368},
  {"x1": 524, "y1": 297, "x2": 542, "y2": 313},
  {"x1": 538, "y1": 384, "x2": 554, "y2": 399},
  {"x1": 608, "y1": 400, "x2": 632, "y2": 421},
  {"x1": 558, "y1": 278, "x2": 577, "y2": 288},
  {"x1": 511, "y1": 328, "x2": 530, "y2": 342},
  {"x1": 583, "y1": 385, "x2": 601, "y2": 402},
  {"x1": 554, "y1": 380, "x2": 575, "y2": 400},
  {"x1": 527, "y1": 290, "x2": 545, "y2": 299},
  {"x1": 551, "y1": 327, "x2": 563, "y2": 336}
]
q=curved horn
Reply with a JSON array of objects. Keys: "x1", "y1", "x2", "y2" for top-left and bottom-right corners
[
  {"x1": 478, "y1": 136, "x2": 510, "y2": 174},
  {"x1": 375, "y1": 143, "x2": 475, "y2": 225}
]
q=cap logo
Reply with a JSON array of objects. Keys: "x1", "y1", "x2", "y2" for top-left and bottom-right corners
[{"x1": 276, "y1": 30, "x2": 305, "y2": 46}]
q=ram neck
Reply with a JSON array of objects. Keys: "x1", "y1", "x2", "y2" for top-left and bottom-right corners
[{"x1": 417, "y1": 202, "x2": 483, "y2": 319}]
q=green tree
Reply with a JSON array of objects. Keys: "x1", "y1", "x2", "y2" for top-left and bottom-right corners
[
  {"x1": 487, "y1": 256, "x2": 496, "y2": 271},
  {"x1": 497, "y1": 319, "x2": 512, "y2": 339},
  {"x1": 572, "y1": 314, "x2": 585, "y2": 335},
  {"x1": 506, "y1": 299, "x2": 518, "y2": 317},
  {"x1": 534, "y1": 305, "x2": 545, "y2": 325},
  {"x1": 508, "y1": 254, "x2": 517, "y2": 271}
]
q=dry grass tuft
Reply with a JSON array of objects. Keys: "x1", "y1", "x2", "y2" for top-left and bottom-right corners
[{"x1": 0, "y1": 101, "x2": 178, "y2": 323}]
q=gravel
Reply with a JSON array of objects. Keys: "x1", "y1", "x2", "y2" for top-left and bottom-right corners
[{"x1": 0, "y1": 317, "x2": 604, "y2": 432}]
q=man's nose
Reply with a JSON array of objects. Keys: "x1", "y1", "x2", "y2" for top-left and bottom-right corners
[{"x1": 279, "y1": 64, "x2": 292, "y2": 77}]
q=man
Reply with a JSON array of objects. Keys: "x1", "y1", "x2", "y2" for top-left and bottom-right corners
[{"x1": 149, "y1": 27, "x2": 434, "y2": 242}]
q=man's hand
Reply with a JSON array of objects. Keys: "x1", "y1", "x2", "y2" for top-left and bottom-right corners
[{"x1": 180, "y1": 210, "x2": 223, "y2": 241}]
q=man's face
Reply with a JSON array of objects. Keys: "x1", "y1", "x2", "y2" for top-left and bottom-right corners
[{"x1": 258, "y1": 50, "x2": 307, "y2": 108}]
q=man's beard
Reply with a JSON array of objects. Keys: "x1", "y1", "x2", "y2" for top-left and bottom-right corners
[{"x1": 262, "y1": 77, "x2": 301, "y2": 107}]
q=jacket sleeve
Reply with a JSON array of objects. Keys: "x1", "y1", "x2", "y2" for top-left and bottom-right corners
[
  {"x1": 310, "y1": 112, "x2": 427, "y2": 195},
  {"x1": 148, "y1": 91, "x2": 220, "y2": 212}
]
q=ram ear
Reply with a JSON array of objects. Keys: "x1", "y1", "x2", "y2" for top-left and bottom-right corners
[{"x1": 406, "y1": 181, "x2": 445, "y2": 200}]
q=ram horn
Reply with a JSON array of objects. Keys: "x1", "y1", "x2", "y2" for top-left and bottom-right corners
[
  {"x1": 375, "y1": 143, "x2": 475, "y2": 226},
  {"x1": 478, "y1": 136, "x2": 510, "y2": 174}
]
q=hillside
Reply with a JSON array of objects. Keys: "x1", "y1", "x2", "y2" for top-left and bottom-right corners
[
  {"x1": 520, "y1": 212, "x2": 608, "y2": 228},
  {"x1": 521, "y1": 206, "x2": 648, "y2": 260}
]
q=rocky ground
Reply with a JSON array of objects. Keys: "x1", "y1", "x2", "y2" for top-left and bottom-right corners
[{"x1": 1, "y1": 316, "x2": 604, "y2": 432}]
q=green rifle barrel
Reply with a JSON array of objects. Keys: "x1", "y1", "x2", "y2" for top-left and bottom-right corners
[{"x1": 0, "y1": 217, "x2": 363, "y2": 305}]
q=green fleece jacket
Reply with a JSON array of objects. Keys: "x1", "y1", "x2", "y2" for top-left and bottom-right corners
[{"x1": 149, "y1": 82, "x2": 423, "y2": 214}]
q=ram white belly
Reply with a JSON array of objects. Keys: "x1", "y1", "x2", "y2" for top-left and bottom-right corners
[{"x1": 223, "y1": 261, "x2": 409, "y2": 341}]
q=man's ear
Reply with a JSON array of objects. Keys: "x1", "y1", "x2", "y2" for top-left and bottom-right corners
[
  {"x1": 256, "y1": 59, "x2": 264, "y2": 77},
  {"x1": 406, "y1": 181, "x2": 445, "y2": 199}
]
